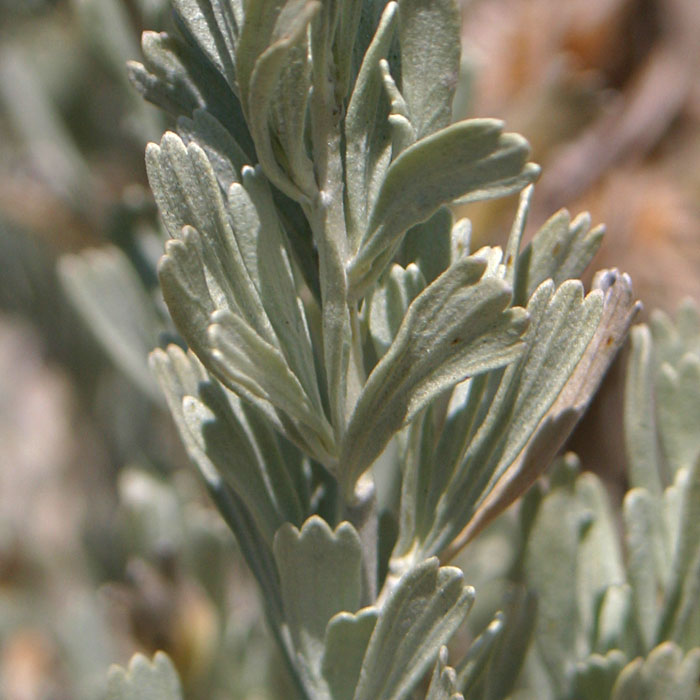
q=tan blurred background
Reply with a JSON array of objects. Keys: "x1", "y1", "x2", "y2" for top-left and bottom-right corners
[{"x1": 0, "y1": 0, "x2": 698, "y2": 697}]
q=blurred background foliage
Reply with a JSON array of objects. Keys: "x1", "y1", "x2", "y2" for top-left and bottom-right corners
[{"x1": 0, "y1": 0, "x2": 697, "y2": 697}]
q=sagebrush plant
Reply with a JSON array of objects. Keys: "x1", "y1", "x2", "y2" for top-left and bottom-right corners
[{"x1": 90, "y1": 0, "x2": 700, "y2": 698}]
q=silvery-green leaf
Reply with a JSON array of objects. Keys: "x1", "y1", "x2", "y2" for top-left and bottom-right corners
[
  {"x1": 624, "y1": 325, "x2": 664, "y2": 494},
  {"x1": 624, "y1": 488, "x2": 668, "y2": 650},
  {"x1": 128, "y1": 31, "x2": 253, "y2": 154},
  {"x1": 397, "y1": 207, "x2": 453, "y2": 285},
  {"x1": 247, "y1": 1, "x2": 320, "y2": 201},
  {"x1": 177, "y1": 109, "x2": 249, "y2": 191},
  {"x1": 575, "y1": 473, "x2": 626, "y2": 647},
  {"x1": 149, "y1": 345, "x2": 286, "y2": 623},
  {"x1": 656, "y1": 354, "x2": 700, "y2": 478},
  {"x1": 341, "y1": 254, "x2": 528, "y2": 495},
  {"x1": 422, "y1": 279, "x2": 603, "y2": 559},
  {"x1": 426, "y1": 647, "x2": 463, "y2": 700},
  {"x1": 611, "y1": 643, "x2": 700, "y2": 700},
  {"x1": 368, "y1": 262, "x2": 426, "y2": 359},
  {"x1": 148, "y1": 134, "x2": 271, "y2": 339},
  {"x1": 345, "y1": 2, "x2": 398, "y2": 250},
  {"x1": 230, "y1": 168, "x2": 324, "y2": 414},
  {"x1": 274, "y1": 517, "x2": 364, "y2": 691},
  {"x1": 447, "y1": 266, "x2": 640, "y2": 555},
  {"x1": 570, "y1": 650, "x2": 627, "y2": 700},
  {"x1": 354, "y1": 558, "x2": 474, "y2": 700},
  {"x1": 455, "y1": 613, "x2": 505, "y2": 694},
  {"x1": 348, "y1": 120, "x2": 539, "y2": 298},
  {"x1": 59, "y1": 247, "x2": 163, "y2": 403},
  {"x1": 208, "y1": 309, "x2": 335, "y2": 462},
  {"x1": 397, "y1": 0, "x2": 460, "y2": 140},
  {"x1": 522, "y1": 469, "x2": 583, "y2": 696},
  {"x1": 657, "y1": 458, "x2": 700, "y2": 642},
  {"x1": 440, "y1": 268, "x2": 636, "y2": 552},
  {"x1": 173, "y1": 0, "x2": 241, "y2": 89},
  {"x1": 513, "y1": 208, "x2": 604, "y2": 306},
  {"x1": 322, "y1": 608, "x2": 379, "y2": 700},
  {"x1": 106, "y1": 652, "x2": 182, "y2": 700}
]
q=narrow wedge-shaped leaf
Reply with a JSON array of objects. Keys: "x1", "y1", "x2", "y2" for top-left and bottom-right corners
[
  {"x1": 180, "y1": 390, "x2": 305, "y2": 544},
  {"x1": 522, "y1": 470, "x2": 583, "y2": 697},
  {"x1": 397, "y1": 0, "x2": 461, "y2": 139},
  {"x1": 354, "y1": 558, "x2": 474, "y2": 700},
  {"x1": 235, "y1": 168, "x2": 322, "y2": 405},
  {"x1": 345, "y1": 2, "x2": 398, "y2": 248},
  {"x1": 150, "y1": 346, "x2": 286, "y2": 623},
  {"x1": 624, "y1": 325, "x2": 664, "y2": 494},
  {"x1": 575, "y1": 473, "x2": 626, "y2": 645},
  {"x1": 513, "y1": 209, "x2": 605, "y2": 306},
  {"x1": 322, "y1": 608, "x2": 379, "y2": 700},
  {"x1": 208, "y1": 309, "x2": 334, "y2": 454},
  {"x1": 236, "y1": 0, "x2": 309, "y2": 116},
  {"x1": 274, "y1": 517, "x2": 364, "y2": 690},
  {"x1": 128, "y1": 31, "x2": 253, "y2": 154},
  {"x1": 570, "y1": 650, "x2": 627, "y2": 700},
  {"x1": 348, "y1": 120, "x2": 539, "y2": 297},
  {"x1": 426, "y1": 647, "x2": 463, "y2": 700},
  {"x1": 106, "y1": 652, "x2": 182, "y2": 700},
  {"x1": 148, "y1": 134, "x2": 271, "y2": 339},
  {"x1": 341, "y1": 254, "x2": 528, "y2": 494},
  {"x1": 657, "y1": 458, "x2": 700, "y2": 641},
  {"x1": 247, "y1": 1, "x2": 320, "y2": 201},
  {"x1": 455, "y1": 613, "x2": 505, "y2": 694},
  {"x1": 611, "y1": 643, "x2": 700, "y2": 700},
  {"x1": 424, "y1": 280, "x2": 602, "y2": 558},
  {"x1": 656, "y1": 354, "x2": 700, "y2": 477},
  {"x1": 624, "y1": 488, "x2": 668, "y2": 650},
  {"x1": 445, "y1": 271, "x2": 638, "y2": 556}
]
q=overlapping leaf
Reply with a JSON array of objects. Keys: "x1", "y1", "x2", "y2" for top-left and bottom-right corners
[
  {"x1": 273, "y1": 517, "x2": 364, "y2": 693},
  {"x1": 341, "y1": 253, "x2": 528, "y2": 495},
  {"x1": 348, "y1": 119, "x2": 539, "y2": 298},
  {"x1": 353, "y1": 558, "x2": 474, "y2": 700}
]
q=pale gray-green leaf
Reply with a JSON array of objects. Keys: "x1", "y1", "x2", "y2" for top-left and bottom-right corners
[
  {"x1": 247, "y1": 0, "x2": 320, "y2": 201},
  {"x1": 624, "y1": 488, "x2": 668, "y2": 650},
  {"x1": 354, "y1": 558, "x2": 474, "y2": 700},
  {"x1": 345, "y1": 1, "x2": 398, "y2": 249},
  {"x1": 513, "y1": 209, "x2": 604, "y2": 306},
  {"x1": 106, "y1": 652, "x2": 182, "y2": 700},
  {"x1": 274, "y1": 517, "x2": 364, "y2": 689},
  {"x1": 611, "y1": 643, "x2": 700, "y2": 700},
  {"x1": 397, "y1": 0, "x2": 460, "y2": 139},
  {"x1": 341, "y1": 254, "x2": 528, "y2": 494},
  {"x1": 348, "y1": 120, "x2": 538, "y2": 298},
  {"x1": 322, "y1": 608, "x2": 379, "y2": 700},
  {"x1": 455, "y1": 613, "x2": 505, "y2": 694},
  {"x1": 624, "y1": 324, "x2": 664, "y2": 494},
  {"x1": 368, "y1": 262, "x2": 426, "y2": 359},
  {"x1": 570, "y1": 650, "x2": 627, "y2": 700}
]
